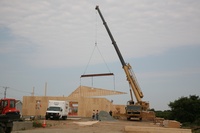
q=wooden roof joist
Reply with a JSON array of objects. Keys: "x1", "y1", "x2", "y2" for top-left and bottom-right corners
[{"x1": 80, "y1": 73, "x2": 114, "y2": 78}]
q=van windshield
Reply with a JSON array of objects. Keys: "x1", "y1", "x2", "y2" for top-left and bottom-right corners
[{"x1": 47, "y1": 106, "x2": 61, "y2": 111}]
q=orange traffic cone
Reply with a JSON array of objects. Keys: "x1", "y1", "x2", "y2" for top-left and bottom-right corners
[{"x1": 42, "y1": 119, "x2": 46, "y2": 128}]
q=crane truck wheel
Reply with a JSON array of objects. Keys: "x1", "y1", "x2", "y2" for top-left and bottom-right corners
[
  {"x1": 0, "y1": 126, "x2": 4, "y2": 133},
  {"x1": 5, "y1": 127, "x2": 12, "y2": 133}
]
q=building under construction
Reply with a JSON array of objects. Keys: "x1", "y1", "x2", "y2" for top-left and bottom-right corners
[{"x1": 22, "y1": 86, "x2": 127, "y2": 117}]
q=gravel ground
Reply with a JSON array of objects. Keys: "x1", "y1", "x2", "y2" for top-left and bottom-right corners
[
  {"x1": 12, "y1": 118, "x2": 156, "y2": 133},
  {"x1": 12, "y1": 118, "x2": 192, "y2": 133}
]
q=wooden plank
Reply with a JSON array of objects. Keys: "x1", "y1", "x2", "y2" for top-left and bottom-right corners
[
  {"x1": 124, "y1": 126, "x2": 191, "y2": 133},
  {"x1": 80, "y1": 73, "x2": 114, "y2": 77}
]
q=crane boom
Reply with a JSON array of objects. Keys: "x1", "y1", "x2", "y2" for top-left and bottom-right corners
[
  {"x1": 95, "y1": 6, "x2": 126, "y2": 67},
  {"x1": 95, "y1": 5, "x2": 144, "y2": 103}
]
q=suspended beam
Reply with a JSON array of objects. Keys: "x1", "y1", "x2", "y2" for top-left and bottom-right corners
[{"x1": 81, "y1": 73, "x2": 114, "y2": 78}]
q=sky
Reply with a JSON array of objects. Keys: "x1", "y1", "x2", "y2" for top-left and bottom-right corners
[{"x1": 0, "y1": 0, "x2": 200, "y2": 111}]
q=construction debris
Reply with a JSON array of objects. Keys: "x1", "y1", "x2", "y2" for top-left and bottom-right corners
[
  {"x1": 124, "y1": 126, "x2": 191, "y2": 133},
  {"x1": 163, "y1": 120, "x2": 181, "y2": 128}
]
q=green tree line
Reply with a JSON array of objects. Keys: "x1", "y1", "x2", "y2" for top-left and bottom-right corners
[{"x1": 153, "y1": 95, "x2": 200, "y2": 127}]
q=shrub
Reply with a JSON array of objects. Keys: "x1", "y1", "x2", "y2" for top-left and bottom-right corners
[{"x1": 33, "y1": 121, "x2": 43, "y2": 127}]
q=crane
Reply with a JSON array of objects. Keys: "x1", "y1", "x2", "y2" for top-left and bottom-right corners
[{"x1": 95, "y1": 6, "x2": 149, "y2": 120}]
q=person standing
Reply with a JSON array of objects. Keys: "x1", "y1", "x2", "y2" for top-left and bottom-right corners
[
  {"x1": 92, "y1": 110, "x2": 95, "y2": 120},
  {"x1": 109, "y1": 110, "x2": 113, "y2": 116},
  {"x1": 96, "y1": 110, "x2": 99, "y2": 120}
]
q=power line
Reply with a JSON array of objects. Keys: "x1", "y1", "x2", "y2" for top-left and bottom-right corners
[
  {"x1": 0, "y1": 86, "x2": 32, "y2": 95},
  {"x1": 9, "y1": 87, "x2": 32, "y2": 94},
  {"x1": 0, "y1": 86, "x2": 42, "y2": 97}
]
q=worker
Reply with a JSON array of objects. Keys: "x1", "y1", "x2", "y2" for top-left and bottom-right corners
[
  {"x1": 109, "y1": 110, "x2": 113, "y2": 116},
  {"x1": 96, "y1": 110, "x2": 99, "y2": 120},
  {"x1": 92, "y1": 110, "x2": 95, "y2": 120}
]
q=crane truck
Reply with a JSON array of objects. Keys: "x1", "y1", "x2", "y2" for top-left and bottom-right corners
[
  {"x1": 0, "y1": 98, "x2": 20, "y2": 133},
  {"x1": 95, "y1": 6, "x2": 149, "y2": 120}
]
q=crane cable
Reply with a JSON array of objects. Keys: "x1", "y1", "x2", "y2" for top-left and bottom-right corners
[
  {"x1": 82, "y1": 10, "x2": 111, "y2": 75},
  {"x1": 80, "y1": 10, "x2": 115, "y2": 90}
]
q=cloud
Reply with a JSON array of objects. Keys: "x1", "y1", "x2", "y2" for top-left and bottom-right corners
[
  {"x1": 0, "y1": 0, "x2": 200, "y2": 68},
  {"x1": 139, "y1": 67, "x2": 200, "y2": 79}
]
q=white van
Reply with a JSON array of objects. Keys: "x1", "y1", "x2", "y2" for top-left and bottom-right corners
[{"x1": 45, "y1": 100, "x2": 69, "y2": 120}]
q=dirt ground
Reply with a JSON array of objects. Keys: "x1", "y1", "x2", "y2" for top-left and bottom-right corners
[{"x1": 12, "y1": 118, "x2": 158, "y2": 133}]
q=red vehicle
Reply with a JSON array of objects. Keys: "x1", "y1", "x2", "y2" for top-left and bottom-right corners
[
  {"x1": 0, "y1": 98, "x2": 20, "y2": 133},
  {"x1": 0, "y1": 98, "x2": 20, "y2": 117}
]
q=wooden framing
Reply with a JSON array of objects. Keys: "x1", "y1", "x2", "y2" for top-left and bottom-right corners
[
  {"x1": 68, "y1": 86, "x2": 126, "y2": 98},
  {"x1": 22, "y1": 86, "x2": 126, "y2": 117}
]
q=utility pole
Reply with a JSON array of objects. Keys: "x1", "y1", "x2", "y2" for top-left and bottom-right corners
[
  {"x1": 3, "y1": 86, "x2": 9, "y2": 98},
  {"x1": 31, "y1": 87, "x2": 35, "y2": 96},
  {"x1": 44, "y1": 82, "x2": 47, "y2": 96}
]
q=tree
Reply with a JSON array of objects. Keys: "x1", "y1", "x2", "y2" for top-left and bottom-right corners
[
  {"x1": 168, "y1": 95, "x2": 200, "y2": 124},
  {"x1": 154, "y1": 110, "x2": 172, "y2": 120}
]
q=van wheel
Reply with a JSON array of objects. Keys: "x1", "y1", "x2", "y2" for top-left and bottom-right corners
[{"x1": 62, "y1": 116, "x2": 66, "y2": 120}]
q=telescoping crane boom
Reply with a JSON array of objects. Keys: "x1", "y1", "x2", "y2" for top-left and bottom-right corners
[{"x1": 95, "y1": 6, "x2": 149, "y2": 120}]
